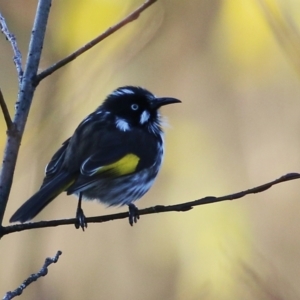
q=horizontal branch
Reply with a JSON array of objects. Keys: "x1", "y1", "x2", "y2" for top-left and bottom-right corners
[
  {"x1": 35, "y1": 0, "x2": 157, "y2": 84},
  {"x1": 1, "y1": 172, "x2": 299, "y2": 236}
]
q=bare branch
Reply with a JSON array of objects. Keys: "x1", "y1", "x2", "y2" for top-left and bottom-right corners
[
  {"x1": 0, "y1": 89, "x2": 12, "y2": 130},
  {"x1": 2, "y1": 251, "x2": 62, "y2": 300},
  {"x1": 35, "y1": 0, "x2": 157, "y2": 84},
  {"x1": 0, "y1": 12, "x2": 23, "y2": 84},
  {"x1": 2, "y1": 173, "x2": 299, "y2": 236},
  {"x1": 0, "y1": 0, "x2": 52, "y2": 226},
  {"x1": 0, "y1": 0, "x2": 157, "y2": 228}
]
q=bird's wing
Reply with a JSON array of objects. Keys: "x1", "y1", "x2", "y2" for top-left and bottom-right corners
[
  {"x1": 41, "y1": 138, "x2": 71, "y2": 187},
  {"x1": 80, "y1": 145, "x2": 139, "y2": 177},
  {"x1": 66, "y1": 128, "x2": 160, "y2": 195}
]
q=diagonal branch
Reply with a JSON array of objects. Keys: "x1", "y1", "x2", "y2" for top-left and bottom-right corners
[
  {"x1": 0, "y1": 12, "x2": 23, "y2": 85},
  {"x1": 0, "y1": 89, "x2": 13, "y2": 130},
  {"x1": 2, "y1": 251, "x2": 62, "y2": 300},
  {"x1": 35, "y1": 0, "x2": 157, "y2": 84},
  {"x1": 2, "y1": 173, "x2": 299, "y2": 236}
]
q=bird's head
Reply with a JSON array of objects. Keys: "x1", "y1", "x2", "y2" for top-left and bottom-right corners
[{"x1": 101, "y1": 86, "x2": 181, "y2": 133}]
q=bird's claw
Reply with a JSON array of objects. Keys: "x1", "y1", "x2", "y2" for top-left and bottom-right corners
[
  {"x1": 75, "y1": 207, "x2": 87, "y2": 231},
  {"x1": 128, "y1": 203, "x2": 140, "y2": 226}
]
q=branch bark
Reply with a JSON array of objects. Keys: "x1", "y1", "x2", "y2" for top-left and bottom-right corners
[
  {"x1": 35, "y1": 0, "x2": 157, "y2": 84},
  {"x1": 0, "y1": 0, "x2": 52, "y2": 227},
  {"x1": 0, "y1": 12, "x2": 23, "y2": 84},
  {"x1": 2, "y1": 173, "x2": 299, "y2": 236},
  {"x1": 2, "y1": 251, "x2": 62, "y2": 300}
]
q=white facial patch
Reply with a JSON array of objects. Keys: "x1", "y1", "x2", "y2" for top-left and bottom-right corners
[
  {"x1": 116, "y1": 118, "x2": 130, "y2": 131},
  {"x1": 140, "y1": 110, "x2": 150, "y2": 124}
]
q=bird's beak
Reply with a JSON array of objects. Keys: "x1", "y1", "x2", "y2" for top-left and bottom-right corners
[{"x1": 152, "y1": 97, "x2": 181, "y2": 109}]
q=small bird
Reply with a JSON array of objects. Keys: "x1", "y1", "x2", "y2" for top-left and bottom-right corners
[{"x1": 10, "y1": 86, "x2": 181, "y2": 228}]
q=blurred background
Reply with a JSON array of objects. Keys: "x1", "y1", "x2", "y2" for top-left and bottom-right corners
[{"x1": 1, "y1": 0, "x2": 300, "y2": 299}]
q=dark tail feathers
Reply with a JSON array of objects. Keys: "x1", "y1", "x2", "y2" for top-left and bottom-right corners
[{"x1": 10, "y1": 172, "x2": 74, "y2": 223}]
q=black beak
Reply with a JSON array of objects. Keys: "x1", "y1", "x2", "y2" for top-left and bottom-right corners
[{"x1": 152, "y1": 97, "x2": 181, "y2": 110}]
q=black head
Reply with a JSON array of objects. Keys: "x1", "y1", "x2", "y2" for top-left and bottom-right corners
[{"x1": 100, "y1": 86, "x2": 181, "y2": 131}]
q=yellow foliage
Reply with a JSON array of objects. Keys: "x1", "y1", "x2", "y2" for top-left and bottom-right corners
[
  {"x1": 217, "y1": 0, "x2": 274, "y2": 69},
  {"x1": 53, "y1": 1, "x2": 130, "y2": 52}
]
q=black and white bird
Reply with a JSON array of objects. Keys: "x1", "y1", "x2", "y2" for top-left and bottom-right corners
[{"x1": 10, "y1": 86, "x2": 181, "y2": 228}]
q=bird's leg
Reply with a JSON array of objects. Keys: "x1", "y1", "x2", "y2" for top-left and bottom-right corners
[
  {"x1": 128, "y1": 203, "x2": 140, "y2": 226},
  {"x1": 75, "y1": 192, "x2": 87, "y2": 231}
]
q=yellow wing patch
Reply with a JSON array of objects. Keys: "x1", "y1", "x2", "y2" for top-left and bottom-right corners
[{"x1": 97, "y1": 154, "x2": 140, "y2": 176}]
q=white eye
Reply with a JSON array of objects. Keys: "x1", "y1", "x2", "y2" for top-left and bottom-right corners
[{"x1": 131, "y1": 104, "x2": 139, "y2": 111}]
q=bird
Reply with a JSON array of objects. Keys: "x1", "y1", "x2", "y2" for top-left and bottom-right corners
[{"x1": 10, "y1": 86, "x2": 181, "y2": 229}]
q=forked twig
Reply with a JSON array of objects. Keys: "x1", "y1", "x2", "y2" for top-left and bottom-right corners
[{"x1": 0, "y1": 0, "x2": 52, "y2": 226}]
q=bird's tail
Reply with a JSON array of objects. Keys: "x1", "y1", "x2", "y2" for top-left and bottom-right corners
[{"x1": 10, "y1": 172, "x2": 75, "y2": 223}]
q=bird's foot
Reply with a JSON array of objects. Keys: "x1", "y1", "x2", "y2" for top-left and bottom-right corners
[
  {"x1": 128, "y1": 203, "x2": 140, "y2": 226},
  {"x1": 75, "y1": 207, "x2": 87, "y2": 231}
]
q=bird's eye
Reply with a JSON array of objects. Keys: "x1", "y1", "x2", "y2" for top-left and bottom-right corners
[{"x1": 131, "y1": 104, "x2": 139, "y2": 111}]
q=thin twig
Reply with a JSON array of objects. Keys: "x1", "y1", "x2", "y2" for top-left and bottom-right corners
[
  {"x1": 0, "y1": 12, "x2": 23, "y2": 85},
  {"x1": 2, "y1": 251, "x2": 62, "y2": 300},
  {"x1": 0, "y1": 89, "x2": 12, "y2": 130},
  {"x1": 0, "y1": 0, "x2": 52, "y2": 226},
  {"x1": 2, "y1": 173, "x2": 299, "y2": 236},
  {"x1": 35, "y1": 0, "x2": 157, "y2": 84}
]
